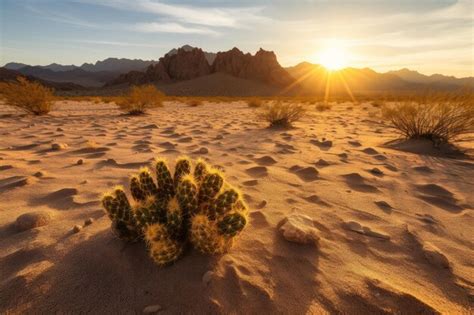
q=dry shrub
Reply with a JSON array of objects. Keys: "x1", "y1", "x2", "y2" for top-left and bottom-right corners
[
  {"x1": 382, "y1": 92, "x2": 474, "y2": 145},
  {"x1": 247, "y1": 98, "x2": 263, "y2": 108},
  {"x1": 315, "y1": 102, "x2": 332, "y2": 112},
  {"x1": 259, "y1": 101, "x2": 306, "y2": 128},
  {"x1": 117, "y1": 85, "x2": 164, "y2": 115},
  {"x1": 371, "y1": 100, "x2": 384, "y2": 108},
  {"x1": 0, "y1": 77, "x2": 55, "y2": 115},
  {"x1": 187, "y1": 99, "x2": 203, "y2": 107}
]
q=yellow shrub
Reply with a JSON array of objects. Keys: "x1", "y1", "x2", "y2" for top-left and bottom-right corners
[
  {"x1": 0, "y1": 77, "x2": 55, "y2": 115},
  {"x1": 117, "y1": 85, "x2": 164, "y2": 114},
  {"x1": 259, "y1": 101, "x2": 306, "y2": 128}
]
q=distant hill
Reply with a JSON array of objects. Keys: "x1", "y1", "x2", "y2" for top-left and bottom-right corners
[
  {"x1": 286, "y1": 62, "x2": 471, "y2": 94},
  {"x1": 387, "y1": 68, "x2": 474, "y2": 88},
  {"x1": 0, "y1": 67, "x2": 85, "y2": 91},
  {"x1": 80, "y1": 58, "x2": 156, "y2": 73}
]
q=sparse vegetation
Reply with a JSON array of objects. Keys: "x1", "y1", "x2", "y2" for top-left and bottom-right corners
[
  {"x1": 101, "y1": 157, "x2": 248, "y2": 266},
  {"x1": 382, "y1": 93, "x2": 474, "y2": 145},
  {"x1": 247, "y1": 98, "x2": 263, "y2": 108},
  {"x1": 259, "y1": 101, "x2": 306, "y2": 128},
  {"x1": 116, "y1": 85, "x2": 164, "y2": 115},
  {"x1": 0, "y1": 77, "x2": 55, "y2": 115},
  {"x1": 187, "y1": 99, "x2": 203, "y2": 107},
  {"x1": 315, "y1": 102, "x2": 332, "y2": 111}
]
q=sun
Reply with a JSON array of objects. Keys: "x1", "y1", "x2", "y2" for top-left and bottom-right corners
[{"x1": 319, "y1": 47, "x2": 348, "y2": 71}]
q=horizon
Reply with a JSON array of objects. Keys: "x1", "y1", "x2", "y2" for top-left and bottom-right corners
[{"x1": 1, "y1": 0, "x2": 473, "y2": 77}]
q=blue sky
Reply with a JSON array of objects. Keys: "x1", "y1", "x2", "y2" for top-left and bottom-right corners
[{"x1": 0, "y1": 0, "x2": 472, "y2": 77}]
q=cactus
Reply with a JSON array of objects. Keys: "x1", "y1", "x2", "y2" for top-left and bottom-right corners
[
  {"x1": 101, "y1": 156, "x2": 249, "y2": 266},
  {"x1": 191, "y1": 187, "x2": 248, "y2": 254}
]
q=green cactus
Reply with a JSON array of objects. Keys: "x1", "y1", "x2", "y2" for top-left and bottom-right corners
[
  {"x1": 173, "y1": 157, "x2": 191, "y2": 188},
  {"x1": 155, "y1": 158, "x2": 175, "y2": 198},
  {"x1": 190, "y1": 187, "x2": 248, "y2": 254},
  {"x1": 144, "y1": 223, "x2": 184, "y2": 266},
  {"x1": 101, "y1": 156, "x2": 249, "y2": 265},
  {"x1": 101, "y1": 186, "x2": 141, "y2": 241},
  {"x1": 198, "y1": 171, "x2": 224, "y2": 204}
]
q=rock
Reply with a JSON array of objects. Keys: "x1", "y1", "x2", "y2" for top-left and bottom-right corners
[
  {"x1": 212, "y1": 47, "x2": 294, "y2": 87},
  {"x1": 51, "y1": 143, "x2": 68, "y2": 150},
  {"x1": 56, "y1": 127, "x2": 64, "y2": 131},
  {"x1": 84, "y1": 218, "x2": 94, "y2": 226},
  {"x1": 370, "y1": 167, "x2": 383, "y2": 175},
  {"x1": 72, "y1": 225, "x2": 82, "y2": 233},
  {"x1": 33, "y1": 171, "x2": 45, "y2": 178},
  {"x1": 278, "y1": 213, "x2": 320, "y2": 245},
  {"x1": 345, "y1": 221, "x2": 390, "y2": 240},
  {"x1": 202, "y1": 271, "x2": 214, "y2": 286},
  {"x1": 422, "y1": 243, "x2": 450, "y2": 269},
  {"x1": 143, "y1": 304, "x2": 162, "y2": 314},
  {"x1": 345, "y1": 220, "x2": 364, "y2": 233},
  {"x1": 77, "y1": 159, "x2": 84, "y2": 165},
  {"x1": 197, "y1": 147, "x2": 209, "y2": 154},
  {"x1": 16, "y1": 211, "x2": 52, "y2": 232}
]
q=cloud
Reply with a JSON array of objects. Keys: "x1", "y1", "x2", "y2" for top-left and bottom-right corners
[
  {"x1": 72, "y1": 0, "x2": 269, "y2": 28},
  {"x1": 133, "y1": 22, "x2": 218, "y2": 35},
  {"x1": 69, "y1": 39, "x2": 168, "y2": 48}
]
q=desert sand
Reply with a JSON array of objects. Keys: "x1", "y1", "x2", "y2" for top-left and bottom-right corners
[{"x1": 0, "y1": 100, "x2": 473, "y2": 314}]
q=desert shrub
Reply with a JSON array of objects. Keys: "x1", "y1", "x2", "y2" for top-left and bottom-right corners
[
  {"x1": 259, "y1": 101, "x2": 306, "y2": 128},
  {"x1": 101, "y1": 157, "x2": 248, "y2": 266},
  {"x1": 187, "y1": 99, "x2": 203, "y2": 107},
  {"x1": 371, "y1": 100, "x2": 384, "y2": 108},
  {"x1": 382, "y1": 93, "x2": 474, "y2": 145},
  {"x1": 315, "y1": 102, "x2": 332, "y2": 112},
  {"x1": 0, "y1": 77, "x2": 55, "y2": 115},
  {"x1": 117, "y1": 85, "x2": 164, "y2": 115},
  {"x1": 247, "y1": 98, "x2": 263, "y2": 108}
]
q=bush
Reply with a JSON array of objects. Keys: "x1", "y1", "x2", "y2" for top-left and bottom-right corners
[
  {"x1": 382, "y1": 93, "x2": 474, "y2": 145},
  {"x1": 187, "y1": 99, "x2": 203, "y2": 107},
  {"x1": 247, "y1": 98, "x2": 263, "y2": 108},
  {"x1": 117, "y1": 85, "x2": 164, "y2": 115},
  {"x1": 315, "y1": 102, "x2": 331, "y2": 111},
  {"x1": 259, "y1": 101, "x2": 306, "y2": 128},
  {"x1": 0, "y1": 77, "x2": 55, "y2": 115}
]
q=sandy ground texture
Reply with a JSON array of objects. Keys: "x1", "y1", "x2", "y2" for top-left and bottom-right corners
[{"x1": 0, "y1": 100, "x2": 473, "y2": 314}]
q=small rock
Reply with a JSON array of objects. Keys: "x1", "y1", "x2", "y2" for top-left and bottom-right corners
[
  {"x1": 202, "y1": 271, "x2": 214, "y2": 286},
  {"x1": 51, "y1": 143, "x2": 68, "y2": 150},
  {"x1": 84, "y1": 218, "x2": 94, "y2": 226},
  {"x1": 16, "y1": 211, "x2": 52, "y2": 232},
  {"x1": 33, "y1": 171, "x2": 45, "y2": 178},
  {"x1": 56, "y1": 127, "x2": 64, "y2": 131},
  {"x1": 278, "y1": 213, "x2": 320, "y2": 245},
  {"x1": 197, "y1": 147, "x2": 209, "y2": 154},
  {"x1": 370, "y1": 167, "x2": 383, "y2": 175},
  {"x1": 143, "y1": 304, "x2": 162, "y2": 314},
  {"x1": 77, "y1": 159, "x2": 84, "y2": 165},
  {"x1": 345, "y1": 221, "x2": 364, "y2": 233},
  {"x1": 73, "y1": 225, "x2": 82, "y2": 233},
  {"x1": 215, "y1": 134, "x2": 224, "y2": 140}
]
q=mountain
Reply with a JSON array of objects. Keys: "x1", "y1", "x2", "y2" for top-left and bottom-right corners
[
  {"x1": 387, "y1": 68, "x2": 474, "y2": 87},
  {"x1": 286, "y1": 62, "x2": 470, "y2": 94},
  {"x1": 80, "y1": 58, "x2": 155, "y2": 73},
  {"x1": 107, "y1": 47, "x2": 295, "y2": 89},
  {"x1": 166, "y1": 45, "x2": 217, "y2": 65},
  {"x1": 4, "y1": 62, "x2": 77, "y2": 72},
  {"x1": 13, "y1": 66, "x2": 117, "y2": 87},
  {"x1": 0, "y1": 67, "x2": 85, "y2": 91}
]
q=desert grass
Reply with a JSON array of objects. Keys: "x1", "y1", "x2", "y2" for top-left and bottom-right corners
[
  {"x1": 0, "y1": 77, "x2": 55, "y2": 115},
  {"x1": 247, "y1": 98, "x2": 264, "y2": 108},
  {"x1": 187, "y1": 99, "x2": 203, "y2": 107},
  {"x1": 382, "y1": 92, "x2": 474, "y2": 145},
  {"x1": 116, "y1": 85, "x2": 164, "y2": 115},
  {"x1": 315, "y1": 102, "x2": 332, "y2": 111},
  {"x1": 259, "y1": 101, "x2": 306, "y2": 128}
]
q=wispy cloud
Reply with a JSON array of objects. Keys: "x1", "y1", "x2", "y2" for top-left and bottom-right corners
[
  {"x1": 69, "y1": 39, "x2": 168, "y2": 48},
  {"x1": 72, "y1": 0, "x2": 269, "y2": 28},
  {"x1": 133, "y1": 22, "x2": 218, "y2": 35}
]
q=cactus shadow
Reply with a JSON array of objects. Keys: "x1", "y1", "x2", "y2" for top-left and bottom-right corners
[{"x1": 11, "y1": 229, "x2": 222, "y2": 313}]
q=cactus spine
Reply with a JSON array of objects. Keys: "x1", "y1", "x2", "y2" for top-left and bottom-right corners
[{"x1": 101, "y1": 156, "x2": 248, "y2": 266}]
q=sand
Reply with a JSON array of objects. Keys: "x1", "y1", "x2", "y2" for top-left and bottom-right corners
[{"x1": 0, "y1": 100, "x2": 473, "y2": 314}]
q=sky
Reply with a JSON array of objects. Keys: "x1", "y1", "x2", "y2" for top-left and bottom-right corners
[{"x1": 0, "y1": 0, "x2": 473, "y2": 77}]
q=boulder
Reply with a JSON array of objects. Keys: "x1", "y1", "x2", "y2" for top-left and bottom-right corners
[{"x1": 16, "y1": 211, "x2": 52, "y2": 232}]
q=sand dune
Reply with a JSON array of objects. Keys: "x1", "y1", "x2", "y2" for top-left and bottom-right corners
[{"x1": 0, "y1": 100, "x2": 473, "y2": 314}]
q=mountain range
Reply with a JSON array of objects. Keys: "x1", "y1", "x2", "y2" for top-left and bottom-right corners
[{"x1": 1, "y1": 45, "x2": 472, "y2": 95}]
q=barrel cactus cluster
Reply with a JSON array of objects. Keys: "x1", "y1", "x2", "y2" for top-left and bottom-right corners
[{"x1": 101, "y1": 157, "x2": 249, "y2": 266}]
